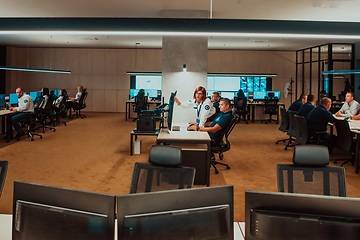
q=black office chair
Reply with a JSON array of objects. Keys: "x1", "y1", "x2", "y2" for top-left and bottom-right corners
[
  {"x1": 35, "y1": 92, "x2": 56, "y2": 133},
  {"x1": 334, "y1": 119, "x2": 355, "y2": 166},
  {"x1": 133, "y1": 91, "x2": 147, "y2": 122},
  {"x1": 276, "y1": 107, "x2": 290, "y2": 144},
  {"x1": 277, "y1": 145, "x2": 347, "y2": 197},
  {"x1": 72, "y1": 89, "x2": 88, "y2": 119},
  {"x1": 262, "y1": 96, "x2": 279, "y2": 124},
  {"x1": 233, "y1": 96, "x2": 248, "y2": 124},
  {"x1": 18, "y1": 112, "x2": 43, "y2": 141},
  {"x1": 284, "y1": 111, "x2": 297, "y2": 150},
  {"x1": 211, "y1": 109, "x2": 238, "y2": 174},
  {"x1": 52, "y1": 90, "x2": 68, "y2": 126},
  {"x1": 129, "y1": 145, "x2": 196, "y2": 193},
  {"x1": 0, "y1": 161, "x2": 8, "y2": 197}
]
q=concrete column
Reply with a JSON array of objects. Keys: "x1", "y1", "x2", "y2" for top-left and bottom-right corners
[{"x1": 162, "y1": 36, "x2": 208, "y2": 125}]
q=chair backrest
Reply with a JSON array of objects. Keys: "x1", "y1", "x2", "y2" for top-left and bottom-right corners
[
  {"x1": 212, "y1": 109, "x2": 239, "y2": 153},
  {"x1": 78, "y1": 89, "x2": 87, "y2": 109},
  {"x1": 264, "y1": 96, "x2": 278, "y2": 114},
  {"x1": 233, "y1": 96, "x2": 247, "y2": 114},
  {"x1": 278, "y1": 107, "x2": 289, "y2": 133},
  {"x1": 277, "y1": 145, "x2": 347, "y2": 197},
  {"x1": 135, "y1": 94, "x2": 147, "y2": 113},
  {"x1": 0, "y1": 161, "x2": 8, "y2": 197},
  {"x1": 334, "y1": 119, "x2": 353, "y2": 152},
  {"x1": 129, "y1": 145, "x2": 195, "y2": 194},
  {"x1": 294, "y1": 115, "x2": 308, "y2": 145},
  {"x1": 287, "y1": 110, "x2": 297, "y2": 138}
]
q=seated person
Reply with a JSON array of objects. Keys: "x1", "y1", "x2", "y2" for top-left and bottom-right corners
[
  {"x1": 297, "y1": 94, "x2": 316, "y2": 120},
  {"x1": 335, "y1": 92, "x2": 359, "y2": 117},
  {"x1": 9, "y1": 87, "x2": 34, "y2": 140},
  {"x1": 38, "y1": 88, "x2": 49, "y2": 109},
  {"x1": 288, "y1": 94, "x2": 307, "y2": 112},
  {"x1": 188, "y1": 98, "x2": 233, "y2": 153},
  {"x1": 68, "y1": 85, "x2": 84, "y2": 103},
  {"x1": 307, "y1": 97, "x2": 336, "y2": 151},
  {"x1": 207, "y1": 92, "x2": 220, "y2": 122},
  {"x1": 53, "y1": 89, "x2": 66, "y2": 108}
]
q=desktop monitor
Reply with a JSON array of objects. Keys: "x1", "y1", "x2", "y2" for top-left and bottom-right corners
[
  {"x1": 0, "y1": 94, "x2": 5, "y2": 108},
  {"x1": 29, "y1": 91, "x2": 41, "y2": 101},
  {"x1": 253, "y1": 91, "x2": 267, "y2": 100},
  {"x1": 167, "y1": 91, "x2": 177, "y2": 130},
  {"x1": 130, "y1": 89, "x2": 140, "y2": 98},
  {"x1": 117, "y1": 185, "x2": 234, "y2": 240},
  {"x1": 52, "y1": 89, "x2": 60, "y2": 97},
  {"x1": 245, "y1": 190, "x2": 360, "y2": 240},
  {"x1": 146, "y1": 89, "x2": 158, "y2": 98},
  {"x1": 9, "y1": 92, "x2": 27, "y2": 105},
  {"x1": 266, "y1": 91, "x2": 280, "y2": 100},
  {"x1": 13, "y1": 181, "x2": 116, "y2": 240}
]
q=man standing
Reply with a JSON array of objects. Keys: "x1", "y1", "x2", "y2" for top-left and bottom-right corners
[
  {"x1": 9, "y1": 88, "x2": 34, "y2": 140},
  {"x1": 335, "y1": 92, "x2": 359, "y2": 117},
  {"x1": 307, "y1": 97, "x2": 336, "y2": 151},
  {"x1": 288, "y1": 94, "x2": 307, "y2": 112},
  {"x1": 297, "y1": 94, "x2": 316, "y2": 120}
]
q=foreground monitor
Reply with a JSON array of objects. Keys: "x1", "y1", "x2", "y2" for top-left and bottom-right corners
[
  {"x1": 167, "y1": 91, "x2": 176, "y2": 130},
  {"x1": 13, "y1": 181, "x2": 116, "y2": 240},
  {"x1": 117, "y1": 185, "x2": 234, "y2": 240},
  {"x1": 245, "y1": 190, "x2": 360, "y2": 240},
  {"x1": 0, "y1": 94, "x2": 5, "y2": 107},
  {"x1": 9, "y1": 92, "x2": 27, "y2": 105}
]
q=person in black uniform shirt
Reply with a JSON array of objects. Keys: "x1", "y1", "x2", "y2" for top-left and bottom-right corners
[
  {"x1": 288, "y1": 94, "x2": 307, "y2": 112},
  {"x1": 207, "y1": 92, "x2": 220, "y2": 122},
  {"x1": 297, "y1": 94, "x2": 316, "y2": 120},
  {"x1": 307, "y1": 97, "x2": 336, "y2": 151},
  {"x1": 188, "y1": 97, "x2": 233, "y2": 155}
]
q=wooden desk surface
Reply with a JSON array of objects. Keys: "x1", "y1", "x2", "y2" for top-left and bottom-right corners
[{"x1": 0, "y1": 110, "x2": 15, "y2": 116}]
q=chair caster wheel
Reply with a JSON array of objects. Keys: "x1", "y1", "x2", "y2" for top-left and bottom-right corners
[
  {"x1": 64, "y1": 123, "x2": 67, "y2": 126},
  {"x1": 276, "y1": 142, "x2": 279, "y2": 144},
  {"x1": 226, "y1": 166, "x2": 230, "y2": 170},
  {"x1": 43, "y1": 131, "x2": 45, "y2": 133},
  {"x1": 246, "y1": 122, "x2": 248, "y2": 124},
  {"x1": 265, "y1": 122, "x2": 268, "y2": 124},
  {"x1": 40, "y1": 136, "x2": 42, "y2": 139},
  {"x1": 31, "y1": 138, "x2": 34, "y2": 141},
  {"x1": 53, "y1": 129, "x2": 56, "y2": 132},
  {"x1": 284, "y1": 147, "x2": 288, "y2": 150},
  {"x1": 215, "y1": 170, "x2": 219, "y2": 174}
]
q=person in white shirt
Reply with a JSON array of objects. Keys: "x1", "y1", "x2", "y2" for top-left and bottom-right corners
[
  {"x1": 174, "y1": 86, "x2": 216, "y2": 128},
  {"x1": 54, "y1": 89, "x2": 66, "y2": 108},
  {"x1": 38, "y1": 88, "x2": 49, "y2": 109},
  {"x1": 335, "y1": 92, "x2": 360, "y2": 117},
  {"x1": 9, "y1": 88, "x2": 34, "y2": 140},
  {"x1": 68, "y1": 85, "x2": 83, "y2": 103}
]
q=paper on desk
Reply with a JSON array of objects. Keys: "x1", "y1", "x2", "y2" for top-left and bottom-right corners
[{"x1": 350, "y1": 127, "x2": 360, "y2": 130}]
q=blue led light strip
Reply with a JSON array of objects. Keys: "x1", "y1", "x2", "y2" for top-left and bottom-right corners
[
  {"x1": 0, "y1": 66, "x2": 71, "y2": 74},
  {"x1": 322, "y1": 70, "x2": 360, "y2": 75}
]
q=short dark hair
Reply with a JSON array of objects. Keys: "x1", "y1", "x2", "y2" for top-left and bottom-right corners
[
  {"x1": 307, "y1": 94, "x2": 315, "y2": 102},
  {"x1": 220, "y1": 98, "x2": 231, "y2": 107},
  {"x1": 347, "y1": 92, "x2": 355, "y2": 98},
  {"x1": 299, "y1": 94, "x2": 307, "y2": 100},
  {"x1": 320, "y1": 97, "x2": 331, "y2": 106},
  {"x1": 212, "y1": 92, "x2": 220, "y2": 97}
]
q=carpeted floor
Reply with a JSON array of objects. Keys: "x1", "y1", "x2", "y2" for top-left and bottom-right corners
[{"x1": 1, "y1": 112, "x2": 360, "y2": 222}]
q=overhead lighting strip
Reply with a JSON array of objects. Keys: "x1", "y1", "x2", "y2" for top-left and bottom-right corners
[
  {"x1": 0, "y1": 66, "x2": 71, "y2": 74},
  {"x1": 322, "y1": 70, "x2": 360, "y2": 75},
  {"x1": 208, "y1": 73, "x2": 277, "y2": 77},
  {"x1": 127, "y1": 72, "x2": 162, "y2": 75},
  {"x1": 1, "y1": 31, "x2": 360, "y2": 39}
]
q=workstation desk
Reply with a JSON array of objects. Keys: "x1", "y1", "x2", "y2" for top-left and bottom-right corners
[
  {"x1": 156, "y1": 123, "x2": 211, "y2": 186},
  {"x1": 246, "y1": 102, "x2": 285, "y2": 123},
  {"x1": 0, "y1": 110, "x2": 15, "y2": 142},
  {"x1": 125, "y1": 99, "x2": 161, "y2": 121},
  {"x1": 0, "y1": 214, "x2": 245, "y2": 240}
]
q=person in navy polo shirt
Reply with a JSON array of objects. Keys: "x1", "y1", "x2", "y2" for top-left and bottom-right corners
[
  {"x1": 188, "y1": 97, "x2": 233, "y2": 154},
  {"x1": 288, "y1": 94, "x2": 307, "y2": 112},
  {"x1": 297, "y1": 94, "x2": 316, "y2": 120}
]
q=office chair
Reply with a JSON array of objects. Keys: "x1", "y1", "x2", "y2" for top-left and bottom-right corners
[
  {"x1": 35, "y1": 92, "x2": 56, "y2": 133},
  {"x1": 333, "y1": 119, "x2": 355, "y2": 166},
  {"x1": 233, "y1": 96, "x2": 248, "y2": 124},
  {"x1": 18, "y1": 113, "x2": 43, "y2": 141},
  {"x1": 129, "y1": 145, "x2": 196, "y2": 193},
  {"x1": 284, "y1": 111, "x2": 297, "y2": 150},
  {"x1": 211, "y1": 109, "x2": 238, "y2": 174},
  {"x1": 262, "y1": 96, "x2": 279, "y2": 124},
  {"x1": 52, "y1": 90, "x2": 68, "y2": 126},
  {"x1": 277, "y1": 145, "x2": 347, "y2": 197},
  {"x1": 275, "y1": 107, "x2": 290, "y2": 144},
  {"x1": 71, "y1": 89, "x2": 88, "y2": 119},
  {"x1": 0, "y1": 161, "x2": 8, "y2": 197},
  {"x1": 133, "y1": 91, "x2": 147, "y2": 122}
]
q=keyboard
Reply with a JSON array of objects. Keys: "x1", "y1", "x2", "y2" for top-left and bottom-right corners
[{"x1": 172, "y1": 126, "x2": 180, "y2": 131}]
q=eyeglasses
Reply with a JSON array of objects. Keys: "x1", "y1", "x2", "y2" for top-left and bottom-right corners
[{"x1": 196, "y1": 92, "x2": 204, "y2": 95}]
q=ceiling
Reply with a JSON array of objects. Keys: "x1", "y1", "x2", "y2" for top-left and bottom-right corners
[{"x1": 1, "y1": 0, "x2": 360, "y2": 51}]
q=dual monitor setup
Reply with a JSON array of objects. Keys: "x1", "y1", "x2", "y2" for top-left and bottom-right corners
[
  {"x1": 207, "y1": 91, "x2": 281, "y2": 101},
  {"x1": 12, "y1": 181, "x2": 360, "y2": 240}
]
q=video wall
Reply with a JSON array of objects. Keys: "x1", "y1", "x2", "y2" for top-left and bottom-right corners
[{"x1": 130, "y1": 75, "x2": 162, "y2": 98}]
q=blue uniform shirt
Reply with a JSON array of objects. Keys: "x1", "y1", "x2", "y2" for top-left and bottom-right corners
[
  {"x1": 297, "y1": 102, "x2": 315, "y2": 120},
  {"x1": 307, "y1": 105, "x2": 335, "y2": 133},
  {"x1": 288, "y1": 99, "x2": 303, "y2": 112},
  {"x1": 209, "y1": 110, "x2": 233, "y2": 143}
]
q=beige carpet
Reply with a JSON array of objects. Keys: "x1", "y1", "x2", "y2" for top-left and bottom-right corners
[{"x1": 1, "y1": 112, "x2": 360, "y2": 222}]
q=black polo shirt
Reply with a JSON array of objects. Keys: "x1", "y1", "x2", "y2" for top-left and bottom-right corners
[
  {"x1": 307, "y1": 105, "x2": 335, "y2": 133},
  {"x1": 297, "y1": 102, "x2": 315, "y2": 120},
  {"x1": 288, "y1": 99, "x2": 303, "y2": 112},
  {"x1": 209, "y1": 110, "x2": 233, "y2": 143}
]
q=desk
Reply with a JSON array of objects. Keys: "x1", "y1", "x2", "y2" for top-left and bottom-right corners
[
  {"x1": 0, "y1": 110, "x2": 15, "y2": 142},
  {"x1": 247, "y1": 102, "x2": 285, "y2": 123},
  {"x1": 130, "y1": 129, "x2": 160, "y2": 156},
  {"x1": 0, "y1": 214, "x2": 244, "y2": 240},
  {"x1": 125, "y1": 100, "x2": 161, "y2": 121},
  {"x1": 156, "y1": 124, "x2": 211, "y2": 186}
]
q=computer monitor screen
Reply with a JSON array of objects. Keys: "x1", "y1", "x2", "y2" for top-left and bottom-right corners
[
  {"x1": 29, "y1": 92, "x2": 41, "y2": 101},
  {"x1": 130, "y1": 89, "x2": 140, "y2": 98},
  {"x1": 146, "y1": 89, "x2": 158, "y2": 98},
  {"x1": 167, "y1": 91, "x2": 176, "y2": 130},
  {"x1": 253, "y1": 91, "x2": 267, "y2": 100},
  {"x1": 52, "y1": 89, "x2": 60, "y2": 97},
  {"x1": 266, "y1": 91, "x2": 281, "y2": 100},
  {"x1": 13, "y1": 181, "x2": 116, "y2": 240},
  {"x1": 9, "y1": 93, "x2": 18, "y2": 105},
  {"x1": 221, "y1": 92, "x2": 235, "y2": 100},
  {"x1": 117, "y1": 185, "x2": 234, "y2": 240},
  {"x1": 245, "y1": 190, "x2": 360, "y2": 240},
  {"x1": 0, "y1": 94, "x2": 5, "y2": 107}
]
